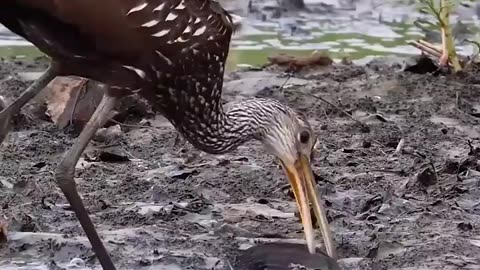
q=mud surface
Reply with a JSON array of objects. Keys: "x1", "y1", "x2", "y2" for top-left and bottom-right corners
[{"x1": 1, "y1": 57, "x2": 480, "y2": 270}]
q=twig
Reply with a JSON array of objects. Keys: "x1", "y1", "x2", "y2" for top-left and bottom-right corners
[
  {"x1": 321, "y1": 106, "x2": 333, "y2": 123},
  {"x1": 429, "y1": 159, "x2": 439, "y2": 182},
  {"x1": 226, "y1": 260, "x2": 234, "y2": 270},
  {"x1": 371, "y1": 139, "x2": 388, "y2": 156},
  {"x1": 409, "y1": 40, "x2": 442, "y2": 59},
  {"x1": 69, "y1": 78, "x2": 89, "y2": 126},
  {"x1": 455, "y1": 91, "x2": 460, "y2": 109},
  {"x1": 297, "y1": 91, "x2": 366, "y2": 127},
  {"x1": 394, "y1": 138, "x2": 405, "y2": 154},
  {"x1": 108, "y1": 118, "x2": 155, "y2": 129},
  {"x1": 278, "y1": 74, "x2": 293, "y2": 95},
  {"x1": 173, "y1": 133, "x2": 189, "y2": 153},
  {"x1": 418, "y1": 40, "x2": 443, "y2": 54}
]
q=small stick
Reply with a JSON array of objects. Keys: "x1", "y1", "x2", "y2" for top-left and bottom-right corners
[
  {"x1": 236, "y1": 236, "x2": 313, "y2": 246},
  {"x1": 226, "y1": 260, "x2": 234, "y2": 270},
  {"x1": 418, "y1": 40, "x2": 443, "y2": 54},
  {"x1": 455, "y1": 91, "x2": 460, "y2": 109},
  {"x1": 411, "y1": 39, "x2": 469, "y2": 67},
  {"x1": 300, "y1": 92, "x2": 366, "y2": 127},
  {"x1": 278, "y1": 74, "x2": 293, "y2": 96},
  {"x1": 395, "y1": 138, "x2": 405, "y2": 154},
  {"x1": 108, "y1": 117, "x2": 155, "y2": 129},
  {"x1": 69, "y1": 78, "x2": 89, "y2": 126},
  {"x1": 409, "y1": 40, "x2": 442, "y2": 59}
]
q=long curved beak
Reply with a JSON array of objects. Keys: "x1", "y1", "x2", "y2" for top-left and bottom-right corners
[{"x1": 280, "y1": 155, "x2": 337, "y2": 259}]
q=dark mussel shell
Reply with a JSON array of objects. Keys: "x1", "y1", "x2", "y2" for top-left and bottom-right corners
[{"x1": 233, "y1": 242, "x2": 340, "y2": 270}]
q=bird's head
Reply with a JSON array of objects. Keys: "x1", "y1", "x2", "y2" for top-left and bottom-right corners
[
  {"x1": 252, "y1": 100, "x2": 336, "y2": 258},
  {"x1": 218, "y1": 98, "x2": 335, "y2": 257}
]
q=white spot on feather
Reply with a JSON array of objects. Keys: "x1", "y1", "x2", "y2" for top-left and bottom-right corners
[
  {"x1": 155, "y1": 50, "x2": 173, "y2": 65},
  {"x1": 176, "y1": 2, "x2": 186, "y2": 9},
  {"x1": 153, "y1": 29, "x2": 170, "y2": 37},
  {"x1": 142, "y1": 20, "x2": 159, "y2": 27},
  {"x1": 175, "y1": 36, "x2": 189, "y2": 43},
  {"x1": 122, "y1": 65, "x2": 146, "y2": 79},
  {"x1": 166, "y1": 13, "x2": 178, "y2": 21},
  {"x1": 193, "y1": 26, "x2": 206, "y2": 36},
  {"x1": 183, "y1": 26, "x2": 192, "y2": 34},
  {"x1": 199, "y1": 96, "x2": 205, "y2": 105},
  {"x1": 153, "y1": 3, "x2": 165, "y2": 11},
  {"x1": 127, "y1": 2, "x2": 148, "y2": 15}
]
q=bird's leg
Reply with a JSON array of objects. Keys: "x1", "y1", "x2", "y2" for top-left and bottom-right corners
[
  {"x1": 0, "y1": 64, "x2": 58, "y2": 145},
  {"x1": 55, "y1": 93, "x2": 118, "y2": 270}
]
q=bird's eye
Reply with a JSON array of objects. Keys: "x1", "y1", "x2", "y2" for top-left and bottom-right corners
[{"x1": 299, "y1": 130, "x2": 310, "y2": 144}]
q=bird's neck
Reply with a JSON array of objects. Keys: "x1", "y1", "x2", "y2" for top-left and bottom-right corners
[
  {"x1": 173, "y1": 98, "x2": 282, "y2": 154},
  {"x1": 174, "y1": 99, "x2": 258, "y2": 154}
]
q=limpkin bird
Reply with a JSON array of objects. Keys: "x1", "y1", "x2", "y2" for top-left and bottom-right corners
[{"x1": 0, "y1": 0, "x2": 336, "y2": 269}]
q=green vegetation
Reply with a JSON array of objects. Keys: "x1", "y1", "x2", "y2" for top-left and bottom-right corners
[{"x1": 412, "y1": 0, "x2": 476, "y2": 72}]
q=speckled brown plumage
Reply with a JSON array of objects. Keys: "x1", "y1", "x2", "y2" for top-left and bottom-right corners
[{"x1": 0, "y1": 1, "x2": 336, "y2": 268}]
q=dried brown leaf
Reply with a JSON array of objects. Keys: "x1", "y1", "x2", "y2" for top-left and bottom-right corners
[{"x1": 45, "y1": 76, "x2": 104, "y2": 130}]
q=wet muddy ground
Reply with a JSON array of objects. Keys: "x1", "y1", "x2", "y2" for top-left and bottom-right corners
[{"x1": 1, "y1": 56, "x2": 480, "y2": 270}]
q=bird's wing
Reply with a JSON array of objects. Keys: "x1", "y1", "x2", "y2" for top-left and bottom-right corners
[
  {"x1": 2, "y1": 0, "x2": 234, "y2": 118},
  {"x1": 118, "y1": 0, "x2": 235, "y2": 80},
  {"x1": 7, "y1": 0, "x2": 234, "y2": 63}
]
